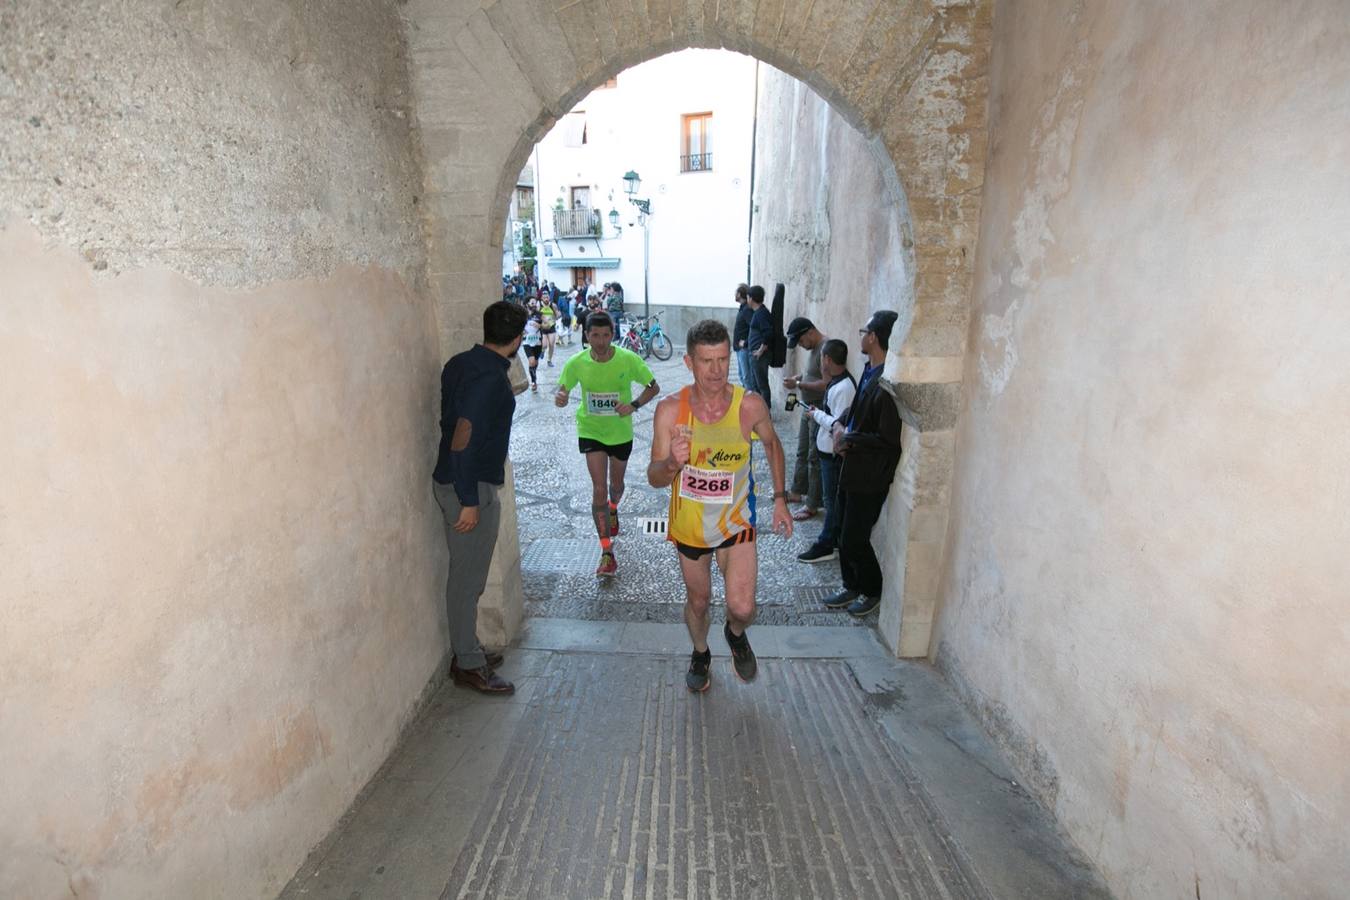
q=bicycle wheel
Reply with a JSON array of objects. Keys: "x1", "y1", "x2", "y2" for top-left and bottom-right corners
[{"x1": 649, "y1": 331, "x2": 673, "y2": 361}]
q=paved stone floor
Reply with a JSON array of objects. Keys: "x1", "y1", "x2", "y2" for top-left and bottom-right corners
[
  {"x1": 511, "y1": 340, "x2": 860, "y2": 626},
  {"x1": 281, "y1": 623, "x2": 1111, "y2": 899},
  {"x1": 280, "y1": 341, "x2": 1112, "y2": 899},
  {"x1": 444, "y1": 653, "x2": 982, "y2": 900}
]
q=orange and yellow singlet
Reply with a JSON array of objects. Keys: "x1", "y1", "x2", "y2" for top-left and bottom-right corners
[{"x1": 667, "y1": 386, "x2": 756, "y2": 548}]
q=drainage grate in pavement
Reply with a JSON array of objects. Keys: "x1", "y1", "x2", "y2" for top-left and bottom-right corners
[
  {"x1": 443, "y1": 654, "x2": 984, "y2": 900},
  {"x1": 521, "y1": 539, "x2": 600, "y2": 574},
  {"x1": 637, "y1": 516, "x2": 668, "y2": 536},
  {"x1": 794, "y1": 585, "x2": 844, "y2": 614}
]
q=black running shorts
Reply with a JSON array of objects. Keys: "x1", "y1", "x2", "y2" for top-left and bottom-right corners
[
  {"x1": 675, "y1": 529, "x2": 756, "y2": 561},
  {"x1": 578, "y1": 438, "x2": 634, "y2": 461}
]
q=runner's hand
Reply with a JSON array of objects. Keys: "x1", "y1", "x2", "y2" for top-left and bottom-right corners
[
  {"x1": 617, "y1": 403, "x2": 635, "y2": 417},
  {"x1": 670, "y1": 426, "x2": 692, "y2": 468},
  {"x1": 453, "y1": 505, "x2": 480, "y2": 534},
  {"x1": 553, "y1": 388, "x2": 568, "y2": 408},
  {"x1": 772, "y1": 498, "x2": 794, "y2": 538}
]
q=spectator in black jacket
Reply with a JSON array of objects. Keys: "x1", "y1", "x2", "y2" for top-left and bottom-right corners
[
  {"x1": 432, "y1": 300, "x2": 528, "y2": 694},
  {"x1": 746, "y1": 285, "x2": 773, "y2": 408},
  {"x1": 732, "y1": 283, "x2": 753, "y2": 389},
  {"x1": 823, "y1": 309, "x2": 903, "y2": 618}
]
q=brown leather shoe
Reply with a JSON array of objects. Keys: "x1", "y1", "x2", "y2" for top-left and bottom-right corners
[
  {"x1": 451, "y1": 661, "x2": 515, "y2": 695},
  {"x1": 452, "y1": 650, "x2": 504, "y2": 669}
]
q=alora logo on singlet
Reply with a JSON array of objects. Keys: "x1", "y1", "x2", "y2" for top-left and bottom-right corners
[{"x1": 696, "y1": 448, "x2": 748, "y2": 467}]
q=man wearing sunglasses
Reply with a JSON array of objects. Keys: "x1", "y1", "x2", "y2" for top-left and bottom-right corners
[{"x1": 824, "y1": 309, "x2": 904, "y2": 618}]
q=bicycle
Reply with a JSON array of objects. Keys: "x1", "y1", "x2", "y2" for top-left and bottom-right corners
[
  {"x1": 618, "y1": 314, "x2": 674, "y2": 361},
  {"x1": 641, "y1": 314, "x2": 674, "y2": 361},
  {"x1": 617, "y1": 318, "x2": 646, "y2": 356}
]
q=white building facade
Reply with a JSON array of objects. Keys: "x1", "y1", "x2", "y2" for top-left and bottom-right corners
[
  {"x1": 502, "y1": 164, "x2": 540, "y2": 278},
  {"x1": 532, "y1": 49, "x2": 758, "y2": 322}
]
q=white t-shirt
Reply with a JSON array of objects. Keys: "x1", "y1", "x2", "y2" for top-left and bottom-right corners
[
  {"x1": 522, "y1": 319, "x2": 542, "y2": 348},
  {"x1": 810, "y1": 375, "x2": 857, "y2": 455}
]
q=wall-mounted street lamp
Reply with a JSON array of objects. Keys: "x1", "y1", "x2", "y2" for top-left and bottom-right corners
[
  {"x1": 622, "y1": 170, "x2": 653, "y2": 319},
  {"x1": 608, "y1": 207, "x2": 621, "y2": 234}
]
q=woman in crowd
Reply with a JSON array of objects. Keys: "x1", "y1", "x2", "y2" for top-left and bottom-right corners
[
  {"x1": 539, "y1": 295, "x2": 559, "y2": 366},
  {"x1": 521, "y1": 312, "x2": 543, "y2": 391},
  {"x1": 558, "y1": 292, "x2": 573, "y2": 347}
]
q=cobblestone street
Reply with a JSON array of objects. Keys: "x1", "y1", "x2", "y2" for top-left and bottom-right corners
[{"x1": 511, "y1": 339, "x2": 865, "y2": 628}]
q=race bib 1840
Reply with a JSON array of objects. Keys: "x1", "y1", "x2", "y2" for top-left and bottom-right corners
[
  {"x1": 679, "y1": 465, "x2": 734, "y2": 504},
  {"x1": 586, "y1": 391, "x2": 621, "y2": 416}
]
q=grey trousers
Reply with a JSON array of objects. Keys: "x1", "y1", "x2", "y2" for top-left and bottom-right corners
[
  {"x1": 790, "y1": 416, "x2": 822, "y2": 508},
  {"x1": 432, "y1": 480, "x2": 501, "y2": 670}
]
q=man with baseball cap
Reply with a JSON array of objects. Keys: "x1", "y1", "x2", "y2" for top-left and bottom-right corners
[
  {"x1": 783, "y1": 317, "x2": 828, "y2": 522},
  {"x1": 824, "y1": 309, "x2": 904, "y2": 618}
]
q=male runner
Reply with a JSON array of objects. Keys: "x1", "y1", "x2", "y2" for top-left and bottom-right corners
[
  {"x1": 647, "y1": 319, "x2": 793, "y2": 692},
  {"x1": 556, "y1": 311, "x2": 660, "y2": 576}
]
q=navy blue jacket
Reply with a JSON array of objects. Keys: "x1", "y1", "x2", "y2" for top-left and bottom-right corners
[
  {"x1": 747, "y1": 305, "x2": 773, "y2": 354},
  {"x1": 733, "y1": 302, "x2": 753, "y2": 348},
  {"x1": 432, "y1": 345, "x2": 516, "y2": 506}
]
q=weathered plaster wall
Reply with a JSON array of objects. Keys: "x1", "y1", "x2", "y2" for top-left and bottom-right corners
[
  {"x1": 750, "y1": 63, "x2": 925, "y2": 648},
  {"x1": 751, "y1": 64, "x2": 915, "y2": 360},
  {"x1": 1, "y1": 3, "x2": 447, "y2": 895},
  {"x1": 936, "y1": 2, "x2": 1350, "y2": 896}
]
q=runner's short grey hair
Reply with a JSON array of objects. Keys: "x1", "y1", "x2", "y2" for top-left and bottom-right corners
[{"x1": 686, "y1": 319, "x2": 731, "y2": 350}]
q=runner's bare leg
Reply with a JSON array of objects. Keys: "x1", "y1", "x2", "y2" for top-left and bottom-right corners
[
  {"x1": 585, "y1": 451, "x2": 612, "y2": 540},
  {"x1": 678, "y1": 552, "x2": 715, "y2": 652},
  {"x1": 716, "y1": 540, "x2": 758, "y2": 636},
  {"x1": 608, "y1": 457, "x2": 628, "y2": 507}
]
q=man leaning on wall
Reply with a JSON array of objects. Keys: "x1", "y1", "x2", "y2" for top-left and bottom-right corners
[
  {"x1": 431, "y1": 301, "x2": 528, "y2": 695},
  {"x1": 823, "y1": 310, "x2": 903, "y2": 619}
]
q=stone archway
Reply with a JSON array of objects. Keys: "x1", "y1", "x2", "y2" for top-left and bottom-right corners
[{"x1": 403, "y1": 0, "x2": 992, "y2": 657}]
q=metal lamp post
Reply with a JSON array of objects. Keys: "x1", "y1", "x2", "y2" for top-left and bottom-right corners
[{"x1": 622, "y1": 169, "x2": 652, "y2": 321}]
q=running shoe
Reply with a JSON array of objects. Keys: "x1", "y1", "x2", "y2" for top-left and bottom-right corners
[
  {"x1": 823, "y1": 589, "x2": 858, "y2": 609},
  {"x1": 686, "y1": 648, "x2": 712, "y2": 692},
  {"x1": 596, "y1": 551, "x2": 618, "y2": 577},
  {"x1": 847, "y1": 595, "x2": 881, "y2": 618},
  {"x1": 797, "y1": 544, "x2": 837, "y2": 563},
  {"x1": 608, "y1": 507, "x2": 620, "y2": 536},
  {"x1": 724, "y1": 623, "x2": 757, "y2": 682}
]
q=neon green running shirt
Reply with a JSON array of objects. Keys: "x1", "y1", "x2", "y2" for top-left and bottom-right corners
[{"x1": 559, "y1": 346, "x2": 656, "y2": 444}]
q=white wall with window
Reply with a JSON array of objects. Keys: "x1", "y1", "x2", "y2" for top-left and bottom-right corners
[{"x1": 532, "y1": 49, "x2": 758, "y2": 319}]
